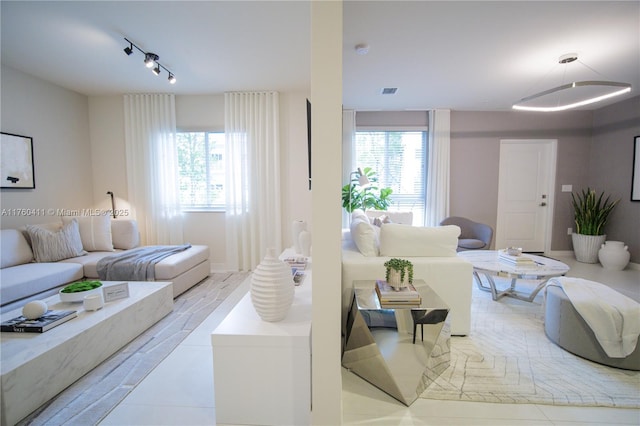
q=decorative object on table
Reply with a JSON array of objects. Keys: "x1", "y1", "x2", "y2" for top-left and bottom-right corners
[
  {"x1": 1, "y1": 310, "x2": 77, "y2": 333},
  {"x1": 22, "y1": 300, "x2": 48, "y2": 320},
  {"x1": 102, "y1": 281, "x2": 131, "y2": 302},
  {"x1": 506, "y1": 247, "x2": 522, "y2": 256},
  {"x1": 570, "y1": 187, "x2": 619, "y2": 263},
  {"x1": 598, "y1": 241, "x2": 631, "y2": 271},
  {"x1": 59, "y1": 280, "x2": 103, "y2": 302},
  {"x1": 384, "y1": 258, "x2": 414, "y2": 290},
  {"x1": 291, "y1": 220, "x2": 307, "y2": 254},
  {"x1": 375, "y1": 279, "x2": 421, "y2": 306},
  {"x1": 83, "y1": 293, "x2": 104, "y2": 311},
  {"x1": 1, "y1": 132, "x2": 35, "y2": 189},
  {"x1": 250, "y1": 248, "x2": 295, "y2": 322},
  {"x1": 299, "y1": 230, "x2": 311, "y2": 256},
  {"x1": 342, "y1": 167, "x2": 392, "y2": 214}
]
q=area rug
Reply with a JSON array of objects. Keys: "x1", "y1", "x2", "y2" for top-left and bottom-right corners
[
  {"x1": 420, "y1": 278, "x2": 640, "y2": 408},
  {"x1": 19, "y1": 272, "x2": 250, "y2": 426}
]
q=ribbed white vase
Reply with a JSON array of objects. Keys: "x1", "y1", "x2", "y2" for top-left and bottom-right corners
[
  {"x1": 250, "y1": 248, "x2": 295, "y2": 322},
  {"x1": 291, "y1": 220, "x2": 307, "y2": 254},
  {"x1": 572, "y1": 233, "x2": 606, "y2": 264}
]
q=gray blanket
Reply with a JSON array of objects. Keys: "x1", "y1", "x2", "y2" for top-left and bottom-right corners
[{"x1": 97, "y1": 244, "x2": 192, "y2": 281}]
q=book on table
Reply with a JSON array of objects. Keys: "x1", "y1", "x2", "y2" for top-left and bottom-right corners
[
  {"x1": 1, "y1": 310, "x2": 77, "y2": 333},
  {"x1": 498, "y1": 250, "x2": 536, "y2": 267},
  {"x1": 375, "y1": 280, "x2": 422, "y2": 306}
]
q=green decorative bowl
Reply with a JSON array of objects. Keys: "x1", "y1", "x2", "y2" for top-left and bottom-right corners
[{"x1": 59, "y1": 281, "x2": 103, "y2": 303}]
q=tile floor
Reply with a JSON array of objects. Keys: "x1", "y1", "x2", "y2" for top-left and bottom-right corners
[{"x1": 101, "y1": 254, "x2": 640, "y2": 425}]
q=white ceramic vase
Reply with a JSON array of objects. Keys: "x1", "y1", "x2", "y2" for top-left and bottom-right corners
[
  {"x1": 291, "y1": 220, "x2": 307, "y2": 254},
  {"x1": 572, "y1": 233, "x2": 606, "y2": 264},
  {"x1": 387, "y1": 268, "x2": 410, "y2": 291},
  {"x1": 299, "y1": 230, "x2": 311, "y2": 257},
  {"x1": 598, "y1": 241, "x2": 630, "y2": 271},
  {"x1": 250, "y1": 248, "x2": 295, "y2": 322}
]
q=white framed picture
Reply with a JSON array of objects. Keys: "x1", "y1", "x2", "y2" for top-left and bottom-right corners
[{"x1": 1, "y1": 132, "x2": 35, "y2": 189}]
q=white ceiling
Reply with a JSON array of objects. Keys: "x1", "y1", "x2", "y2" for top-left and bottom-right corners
[{"x1": 2, "y1": 1, "x2": 638, "y2": 112}]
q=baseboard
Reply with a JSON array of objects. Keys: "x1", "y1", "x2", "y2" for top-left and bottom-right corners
[{"x1": 210, "y1": 263, "x2": 230, "y2": 273}]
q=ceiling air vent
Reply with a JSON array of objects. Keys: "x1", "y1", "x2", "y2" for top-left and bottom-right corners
[{"x1": 381, "y1": 87, "x2": 397, "y2": 95}]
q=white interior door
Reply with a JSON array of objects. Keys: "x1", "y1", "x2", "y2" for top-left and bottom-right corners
[{"x1": 495, "y1": 140, "x2": 556, "y2": 253}]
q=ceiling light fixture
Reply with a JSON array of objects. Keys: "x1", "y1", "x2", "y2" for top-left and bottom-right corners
[
  {"x1": 123, "y1": 38, "x2": 176, "y2": 85},
  {"x1": 513, "y1": 53, "x2": 631, "y2": 112}
]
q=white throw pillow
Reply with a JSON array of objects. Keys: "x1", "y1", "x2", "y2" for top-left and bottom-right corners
[
  {"x1": 63, "y1": 215, "x2": 114, "y2": 252},
  {"x1": 350, "y1": 217, "x2": 379, "y2": 257},
  {"x1": 111, "y1": 219, "x2": 140, "y2": 250},
  {"x1": 379, "y1": 224, "x2": 460, "y2": 257},
  {"x1": 26, "y1": 219, "x2": 87, "y2": 262},
  {"x1": 0, "y1": 229, "x2": 34, "y2": 268},
  {"x1": 351, "y1": 209, "x2": 369, "y2": 223}
]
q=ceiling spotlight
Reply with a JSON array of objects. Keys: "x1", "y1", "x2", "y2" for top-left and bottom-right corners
[
  {"x1": 144, "y1": 52, "x2": 159, "y2": 68},
  {"x1": 153, "y1": 64, "x2": 161, "y2": 75},
  {"x1": 124, "y1": 42, "x2": 133, "y2": 56},
  {"x1": 168, "y1": 73, "x2": 176, "y2": 84}
]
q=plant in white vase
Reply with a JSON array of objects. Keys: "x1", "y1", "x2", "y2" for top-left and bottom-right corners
[
  {"x1": 570, "y1": 188, "x2": 618, "y2": 263},
  {"x1": 384, "y1": 258, "x2": 414, "y2": 290}
]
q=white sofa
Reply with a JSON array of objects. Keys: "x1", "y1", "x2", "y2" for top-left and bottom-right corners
[
  {"x1": 342, "y1": 210, "x2": 473, "y2": 336},
  {"x1": 0, "y1": 217, "x2": 210, "y2": 313}
]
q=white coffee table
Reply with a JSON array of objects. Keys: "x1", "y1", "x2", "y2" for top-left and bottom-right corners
[
  {"x1": 458, "y1": 250, "x2": 570, "y2": 302},
  {"x1": 0, "y1": 281, "x2": 173, "y2": 426}
]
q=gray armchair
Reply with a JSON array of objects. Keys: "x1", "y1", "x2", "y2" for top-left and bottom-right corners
[{"x1": 439, "y1": 216, "x2": 493, "y2": 251}]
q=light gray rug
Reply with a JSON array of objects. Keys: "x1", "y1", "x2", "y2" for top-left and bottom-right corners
[
  {"x1": 19, "y1": 272, "x2": 250, "y2": 426},
  {"x1": 420, "y1": 278, "x2": 640, "y2": 407}
]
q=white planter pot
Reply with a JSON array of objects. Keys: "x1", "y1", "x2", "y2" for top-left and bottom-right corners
[
  {"x1": 387, "y1": 268, "x2": 410, "y2": 290},
  {"x1": 572, "y1": 233, "x2": 606, "y2": 264},
  {"x1": 598, "y1": 241, "x2": 630, "y2": 270},
  {"x1": 250, "y1": 248, "x2": 295, "y2": 322},
  {"x1": 291, "y1": 220, "x2": 307, "y2": 254}
]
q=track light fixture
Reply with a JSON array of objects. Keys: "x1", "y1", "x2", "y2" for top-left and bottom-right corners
[{"x1": 123, "y1": 38, "x2": 176, "y2": 84}]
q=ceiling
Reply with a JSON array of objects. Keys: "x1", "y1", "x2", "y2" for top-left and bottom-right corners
[{"x1": 2, "y1": 1, "x2": 638, "y2": 112}]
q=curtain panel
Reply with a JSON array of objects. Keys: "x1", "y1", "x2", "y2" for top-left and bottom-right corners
[
  {"x1": 123, "y1": 94, "x2": 183, "y2": 245},
  {"x1": 225, "y1": 91, "x2": 281, "y2": 271},
  {"x1": 426, "y1": 109, "x2": 451, "y2": 227}
]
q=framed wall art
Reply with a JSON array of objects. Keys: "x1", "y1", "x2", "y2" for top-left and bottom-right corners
[
  {"x1": 1, "y1": 132, "x2": 35, "y2": 189},
  {"x1": 632, "y1": 135, "x2": 640, "y2": 201}
]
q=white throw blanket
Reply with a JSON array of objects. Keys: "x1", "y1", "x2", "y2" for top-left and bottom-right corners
[{"x1": 547, "y1": 277, "x2": 640, "y2": 358}]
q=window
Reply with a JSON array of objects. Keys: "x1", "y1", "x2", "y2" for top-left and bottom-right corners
[
  {"x1": 177, "y1": 131, "x2": 225, "y2": 210},
  {"x1": 354, "y1": 130, "x2": 428, "y2": 225}
]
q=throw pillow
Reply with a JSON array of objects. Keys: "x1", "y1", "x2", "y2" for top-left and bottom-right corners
[
  {"x1": 350, "y1": 217, "x2": 379, "y2": 257},
  {"x1": 372, "y1": 214, "x2": 392, "y2": 227},
  {"x1": 379, "y1": 223, "x2": 460, "y2": 257},
  {"x1": 351, "y1": 209, "x2": 369, "y2": 223},
  {"x1": 26, "y1": 219, "x2": 87, "y2": 262},
  {"x1": 111, "y1": 219, "x2": 140, "y2": 250},
  {"x1": 62, "y1": 215, "x2": 114, "y2": 252}
]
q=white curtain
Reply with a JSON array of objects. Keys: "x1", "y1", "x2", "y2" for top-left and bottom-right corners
[
  {"x1": 426, "y1": 109, "x2": 451, "y2": 226},
  {"x1": 123, "y1": 94, "x2": 182, "y2": 245},
  {"x1": 342, "y1": 109, "x2": 356, "y2": 228},
  {"x1": 225, "y1": 91, "x2": 281, "y2": 271}
]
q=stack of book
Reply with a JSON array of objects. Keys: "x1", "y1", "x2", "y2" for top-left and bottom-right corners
[
  {"x1": 1, "y1": 310, "x2": 77, "y2": 333},
  {"x1": 498, "y1": 250, "x2": 536, "y2": 268},
  {"x1": 375, "y1": 280, "x2": 422, "y2": 307}
]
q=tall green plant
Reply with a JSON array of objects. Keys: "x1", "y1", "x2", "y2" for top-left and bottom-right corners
[
  {"x1": 571, "y1": 188, "x2": 619, "y2": 235},
  {"x1": 341, "y1": 167, "x2": 393, "y2": 213}
]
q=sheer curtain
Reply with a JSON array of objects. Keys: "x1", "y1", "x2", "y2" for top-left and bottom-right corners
[
  {"x1": 425, "y1": 109, "x2": 451, "y2": 226},
  {"x1": 225, "y1": 91, "x2": 281, "y2": 271},
  {"x1": 342, "y1": 109, "x2": 356, "y2": 228},
  {"x1": 123, "y1": 94, "x2": 183, "y2": 245}
]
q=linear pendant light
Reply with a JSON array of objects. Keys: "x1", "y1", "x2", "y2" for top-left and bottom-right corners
[
  {"x1": 124, "y1": 38, "x2": 176, "y2": 85},
  {"x1": 513, "y1": 53, "x2": 631, "y2": 112}
]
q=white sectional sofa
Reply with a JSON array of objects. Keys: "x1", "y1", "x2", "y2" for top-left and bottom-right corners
[
  {"x1": 0, "y1": 217, "x2": 210, "y2": 313},
  {"x1": 342, "y1": 210, "x2": 473, "y2": 336}
]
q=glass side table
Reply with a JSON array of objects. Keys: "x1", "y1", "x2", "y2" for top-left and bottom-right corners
[{"x1": 342, "y1": 279, "x2": 450, "y2": 406}]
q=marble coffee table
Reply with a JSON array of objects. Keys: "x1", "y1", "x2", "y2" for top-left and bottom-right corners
[
  {"x1": 0, "y1": 281, "x2": 173, "y2": 426},
  {"x1": 459, "y1": 250, "x2": 570, "y2": 302}
]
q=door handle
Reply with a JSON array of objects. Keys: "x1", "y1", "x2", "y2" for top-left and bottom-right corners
[{"x1": 539, "y1": 202, "x2": 547, "y2": 206}]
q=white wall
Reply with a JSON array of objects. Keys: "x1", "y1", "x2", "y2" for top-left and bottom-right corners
[
  {"x1": 88, "y1": 91, "x2": 311, "y2": 270},
  {"x1": 0, "y1": 65, "x2": 94, "y2": 229}
]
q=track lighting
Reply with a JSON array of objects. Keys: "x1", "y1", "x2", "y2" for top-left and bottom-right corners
[{"x1": 123, "y1": 38, "x2": 176, "y2": 85}]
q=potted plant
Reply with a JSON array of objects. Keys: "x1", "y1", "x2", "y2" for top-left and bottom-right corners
[
  {"x1": 570, "y1": 187, "x2": 619, "y2": 263},
  {"x1": 384, "y1": 258, "x2": 414, "y2": 290},
  {"x1": 342, "y1": 167, "x2": 393, "y2": 213}
]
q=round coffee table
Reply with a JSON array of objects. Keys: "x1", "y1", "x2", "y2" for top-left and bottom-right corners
[{"x1": 458, "y1": 250, "x2": 570, "y2": 302}]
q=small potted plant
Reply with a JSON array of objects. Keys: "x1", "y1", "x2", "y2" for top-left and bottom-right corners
[
  {"x1": 571, "y1": 187, "x2": 618, "y2": 263},
  {"x1": 384, "y1": 258, "x2": 414, "y2": 290}
]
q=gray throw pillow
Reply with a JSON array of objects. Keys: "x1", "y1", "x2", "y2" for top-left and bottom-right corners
[{"x1": 26, "y1": 219, "x2": 87, "y2": 262}]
